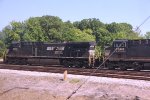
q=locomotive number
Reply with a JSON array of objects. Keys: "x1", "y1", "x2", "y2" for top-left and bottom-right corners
[{"x1": 116, "y1": 48, "x2": 125, "y2": 52}]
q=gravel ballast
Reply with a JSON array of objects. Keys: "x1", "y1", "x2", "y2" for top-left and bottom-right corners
[{"x1": 0, "y1": 69, "x2": 150, "y2": 100}]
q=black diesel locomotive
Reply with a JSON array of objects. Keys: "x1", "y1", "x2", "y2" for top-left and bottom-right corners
[
  {"x1": 105, "y1": 39, "x2": 150, "y2": 70},
  {"x1": 4, "y1": 39, "x2": 150, "y2": 70},
  {"x1": 4, "y1": 41, "x2": 96, "y2": 68}
]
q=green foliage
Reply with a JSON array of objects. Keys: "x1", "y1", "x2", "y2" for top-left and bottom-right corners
[
  {"x1": 0, "y1": 40, "x2": 6, "y2": 57},
  {"x1": 95, "y1": 46, "x2": 101, "y2": 58},
  {"x1": 144, "y1": 32, "x2": 150, "y2": 39},
  {"x1": 62, "y1": 28, "x2": 95, "y2": 42},
  {"x1": 23, "y1": 17, "x2": 43, "y2": 41},
  {"x1": 23, "y1": 16, "x2": 64, "y2": 42},
  {"x1": 106, "y1": 22, "x2": 121, "y2": 33},
  {"x1": 95, "y1": 28, "x2": 113, "y2": 47},
  {"x1": 2, "y1": 25, "x2": 20, "y2": 46},
  {"x1": 73, "y1": 18, "x2": 105, "y2": 31},
  {"x1": 69, "y1": 78, "x2": 80, "y2": 84}
]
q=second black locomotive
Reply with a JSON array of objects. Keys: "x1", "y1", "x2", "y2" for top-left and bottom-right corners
[{"x1": 105, "y1": 39, "x2": 150, "y2": 70}]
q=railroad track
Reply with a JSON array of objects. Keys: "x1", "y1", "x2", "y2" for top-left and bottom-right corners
[{"x1": 0, "y1": 63, "x2": 150, "y2": 81}]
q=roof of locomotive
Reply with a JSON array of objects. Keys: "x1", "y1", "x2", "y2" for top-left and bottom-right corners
[
  {"x1": 11, "y1": 41, "x2": 96, "y2": 46},
  {"x1": 113, "y1": 39, "x2": 128, "y2": 42},
  {"x1": 113, "y1": 39, "x2": 150, "y2": 46},
  {"x1": 114, "y1": 39, "x2": 150, "y2": 42}
]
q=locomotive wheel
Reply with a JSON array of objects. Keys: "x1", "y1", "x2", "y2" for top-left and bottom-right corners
[
  {"x1": 133, "y1": 65, "x2": 142, "y2": 71},
  {"x1": 62, "y1": 60, "x2": 72, "y2": 67},
  {"x1": 108, "y1": 66, "x2": 115, "y2": 70},
  {"x1": 132, "y1": 62, "x2": 143, "y2": 71},
  {"x1": 133, "y1": 67, "x2": 142, "y2": 71},
  {"x1": 119, "y1": 66, "x2": 127, "y2": 71},
  {"x1": 106, "y1": 62, "x2": 115, "y2": 70},
  {"x1": 119, "y1": 63, "x2": 127, "y2": 71}
]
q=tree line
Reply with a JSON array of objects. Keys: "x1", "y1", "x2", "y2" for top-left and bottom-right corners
[{"x1": 0, "y1": 15, "x2": 149, "y2": 57}]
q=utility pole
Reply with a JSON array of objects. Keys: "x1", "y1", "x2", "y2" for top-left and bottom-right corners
[{"x1": 135, "y1": 16, "x2": 150, "y2": 33}]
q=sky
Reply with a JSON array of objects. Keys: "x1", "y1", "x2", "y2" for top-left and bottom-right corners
[{"x1": 0, "y1": 0, "x2": 150, "y2": 35}]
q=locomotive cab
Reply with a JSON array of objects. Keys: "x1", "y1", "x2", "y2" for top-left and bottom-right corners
[
  {"x1": 62, "y1": 42, "x2": 96, "y2": 67},
  {"x1": 108, "y1": 40, "x2": 128, "y2": 61},
  {"x1": 113, "y1": 40, "x2": 127, "y2": 60},
  {"x1": 104, "y1": 40, "x2": 129, "y2": 70}
]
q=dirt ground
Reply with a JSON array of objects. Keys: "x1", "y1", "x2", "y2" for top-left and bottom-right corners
[{"x1": 0, "y1": 69, "x2": 150, "y2": 100}]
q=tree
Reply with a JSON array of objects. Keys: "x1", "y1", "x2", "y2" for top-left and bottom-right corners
[
  {"x1": 62, "y1": 28, "x2": 95, "y2": 42},
  {"x1": 113, "y1": 32, "x2": 127, "y2": 39},
  {"x1": 39, "y1": 15, "x2": 64, "y2": 42},
  {"x1": 0, "y1": 40, "x2": 6, "y2": 57},
  {"x1": 95, "y1": 28, "x2": 112, "y2": 47},
  {"x1": 2, "y1": 25, "x2": 20, "y2": 46},
  {"x1": 106, "y1": 22, "x2": 142, "y2": 40},
  {"x1": 10, "y1": 21, "x2": 25, "y2": 41},
  {"x1": 23, "y1": 17, "x2": 44, "y2": 41},
  {"x1": 1, "y1": 21, "x2": 27, "y2": 46},
  {"x1": 0, "y1": 31, "x2": 4, "y2": 41},
  {"x1": 23, "y1": 15, "x2": 65, "y2": 42},
  {"x1": 94, "y1": 28, "x2": 112, "y2": 57},
  {"x1": 145, "y1": 32, "x2": 150, "y2": 39},
  {"x1": 73, "y1": 18, "x2": 105, "y2": 31},
  {"x1": 106, "y1": 22, "x2": 121, "y2": 33}
]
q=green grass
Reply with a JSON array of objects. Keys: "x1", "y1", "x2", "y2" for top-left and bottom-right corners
[{"x1": 69, "y1": 78, "x2": 80, "y2": 84}]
